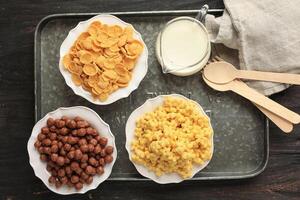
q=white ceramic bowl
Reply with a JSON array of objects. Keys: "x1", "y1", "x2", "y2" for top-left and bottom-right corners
[
  {"x1": 125, "y1": 94, "x2": 214, "y2": 184},
  {"x1": 59, "y1": 14, "x2": 148, "y2": 105},
  {"x1": 27, "y1": 106, "x2": 117, "y2": 195}
]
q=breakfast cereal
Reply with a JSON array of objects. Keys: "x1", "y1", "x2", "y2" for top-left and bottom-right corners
[
  {"x1": 34, "y1": 116, "x2": 114, "y2": 190},
  {"x1": 62, "y1": 20, "x2": 144, "y2": 101},
  {"x1": 130, "y1": 97, "x2": 213, "y2": 179}
]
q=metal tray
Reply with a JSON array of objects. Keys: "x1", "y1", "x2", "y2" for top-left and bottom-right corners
[{"x1": 34, "y1": 10, "x2": 269, "y2": 181}]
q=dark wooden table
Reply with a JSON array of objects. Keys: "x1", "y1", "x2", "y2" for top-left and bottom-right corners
[{"x1": 1, "y1": 0, "x2": 299, "y2": 199}]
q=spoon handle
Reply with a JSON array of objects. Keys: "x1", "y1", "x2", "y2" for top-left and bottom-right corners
[
  {"x1": 254, "y1": 103, "x2": 293, "y2": 133},
  {"x1": 238, "y1": 70, "x2": 300, "y2": 85},
  {"x1": 230, "y1": 80, "x2": 300, "y2": 124}
]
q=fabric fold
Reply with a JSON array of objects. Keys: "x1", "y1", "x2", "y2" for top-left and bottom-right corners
[{"x1": 205, "y1": 0, "x2": 300, "y2": 96}]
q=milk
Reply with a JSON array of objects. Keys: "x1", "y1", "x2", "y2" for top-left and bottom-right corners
[{"x1": 157, "y1": 17, "x2": 209, "y2": 75}]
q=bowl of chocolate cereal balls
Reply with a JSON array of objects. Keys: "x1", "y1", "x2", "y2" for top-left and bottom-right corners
[{"x1": 27, "y1": 106, "x2": 117, "y2": 194}]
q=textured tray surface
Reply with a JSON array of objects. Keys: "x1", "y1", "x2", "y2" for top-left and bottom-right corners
[{"x1": 35, "y1": 12, "x2": 268, "y2": 180}]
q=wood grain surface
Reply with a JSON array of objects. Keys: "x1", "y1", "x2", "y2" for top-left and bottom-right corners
[{"x1": 0, "y1": 0, "x2": 299, "y2": 199}]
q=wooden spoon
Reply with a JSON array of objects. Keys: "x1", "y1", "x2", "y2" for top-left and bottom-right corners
[
  {"x1": 203, "y1": 76, "x2": 292, "y2": 132},
  {"x1": 203, "y1": 61, "x2": 300, "y2": 85},
  {"x1": 254, "y1": 103, "x2": 293, "y2": 133},
  {"x1": 202, "y1": 75, "x2": 300, "y2": 124},
  {"x1": 203, "y1": 76, "x2": 293, "y2": 132}
]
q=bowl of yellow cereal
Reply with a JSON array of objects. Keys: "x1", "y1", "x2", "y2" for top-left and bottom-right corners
[
  {"x1": 59, "y1": 14, "x2": 148, "y2": 105},
  {"x1": 125, "y1": 94, "x2": 214, "y2": 184}
]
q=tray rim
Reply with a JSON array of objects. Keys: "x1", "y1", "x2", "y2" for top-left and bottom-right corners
[{"x1": 34, "y1": 9, "x2": 269, "y2": 181}]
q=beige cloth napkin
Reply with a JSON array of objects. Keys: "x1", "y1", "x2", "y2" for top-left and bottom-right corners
[{"x1": 205, "y1": 0, "x2": 300, "y2": 96}]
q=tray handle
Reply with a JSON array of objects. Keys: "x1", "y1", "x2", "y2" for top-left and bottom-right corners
[{"x1": 195, "y1": 4, "x2": 209, "y2": 22}]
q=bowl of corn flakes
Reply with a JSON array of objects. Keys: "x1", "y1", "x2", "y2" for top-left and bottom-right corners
[
  {"x1": 125, "y1": 94, "x2": 214, "y2": 184},
  {"x1": 59, "y1": 14, "x2": 148, "y2": 105}
]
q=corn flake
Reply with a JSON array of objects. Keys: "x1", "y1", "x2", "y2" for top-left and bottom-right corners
[
  {"x1": 115, "y1": 63, "x2": 128, "y2": 76},
  {"x1": 87, "y1": 26, "x2": 98, "y2": 36},
  {"x1": 71, "y1": 74, "x2": 83, "y2": 86},
  {"x1": 90, "y1": 21, "x2": 102, "y2": 28},
  {"x1": 82, "y1": 37, "x2": 93, "y2": 50},
  {"x1": 103, "y1": 70, "x2": 118, "y2": 80},
  {"x1": 79, "y1": 51, "x2": 93, "y2": 64},
  {"x1": 118, "y1": 34, "x2": 127, "y2": 47},
  {"x1": 117, "y1": 73, "x2": 130, "y2": 84},
  {"x1": 63, "y1": 54, "x2": 72, "y2": 69},
  {"x1": 108, "y1": 25, "x2": 123, "y2": 37},
  {"x1": 122, "y1": 58, "x2": 136, "y2": 70},
  {"x1": 87, "y1": 75, "x2": 99, "y2": 87},
  {"x1": 126, "y1": 40, "x2": 143, "y2": 56},
  {"x1": 99, "y1": 93, "x2": 109, "y2": 101},
  {"x1": 103, "y1": 58, "x2": 115, "y2": 69},
  {"x1": 83, "y1": 63, "x2": 98, "y2": 76},
  {"x1": 68, "y1": 62, "x2": 82, "y2": 75},
  {"x1": 98, "y1": 79, "x2": 109, "y2": 89}
]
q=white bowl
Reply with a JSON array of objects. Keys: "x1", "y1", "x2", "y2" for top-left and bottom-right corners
[
  {"x1": 125, "y1": 94, "x2": 214, "y2": 184},
  {"x1": 59, "y1": 14, "x2": 148, "y2": 105},
  {"x1": 27, "y1": 106, "x2": 117, "y2": 195}
]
